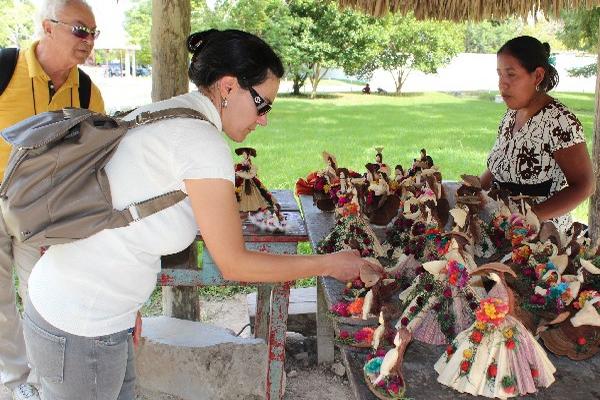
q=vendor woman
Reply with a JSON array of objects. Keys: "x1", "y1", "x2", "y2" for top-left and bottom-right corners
[{"x1": 480, "y1": 36, "x2": 594, "y2": 231}]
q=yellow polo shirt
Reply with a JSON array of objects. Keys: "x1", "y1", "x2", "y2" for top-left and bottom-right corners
[{"x1": 0, "y1": 41, "x2": 105, "y2": 175}]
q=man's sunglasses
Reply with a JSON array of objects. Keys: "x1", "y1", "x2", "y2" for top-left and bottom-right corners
[
  {"x1": 50, "y1": 19, "x2": 100, "y2": 40},
  {"x1": 249, "y1": 87, "x2": 272, "y2": 116}
]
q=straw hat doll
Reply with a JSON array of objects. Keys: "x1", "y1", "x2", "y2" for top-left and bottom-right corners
[
  {"x1": 394, "y1": 237, "x2": 485, "y2": 345},
  {"x1": 311, "y1": 151, "x2": 339, "y2": 211},
  {"x1": 317, "y1": 168, "x2": 385, "y2": 258},
  {"x1": 388, "y1": 165, "x2": 407, "y2": 198},
  {"x1": 374, "y1": 147, "x2": 391, "y2": 178},
  {"x1": 234, "y1": 147, "x2": 277, "y2": 212},
  {"x1": 435, "y1": 263, "x2": 556, "y2": 399},
  {"x1": 363, "y1": 163, "x2": 400, "y2": 226}
]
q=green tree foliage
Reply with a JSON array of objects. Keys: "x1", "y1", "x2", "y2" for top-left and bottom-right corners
[
  {"x1": 286, "y1": 0, "x2": 380, "y2": 97},
  {"x1": 463, "y1": 19, "x2": 523, "y2": 53},
  {"x1": 360, "y1": 13, "x2": 463, "y2": 94},
  {"x1": 125, "y1": 0, "x2": 152, "y2": 65},
  {"x1": 462, "y1": 17, "x2": 564, "y2": 54},
  {"x1": 0, "y1": 0, "x2": 36, "y2": 48},
  {"x1": 559, "y1": 7, "x2": 600, "y2": 52},
  {"x1": 559, "y1": 7, "x2": 599, "y2": 78},
  {"x1": 125, "y1": 0, "x2": 210, "y2": 66},
  {"x1": 194, "y1": 0, "x2": 379, "y2": 97}
]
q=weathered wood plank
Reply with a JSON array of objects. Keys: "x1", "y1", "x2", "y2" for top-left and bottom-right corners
[
  {"x1": 317, "y1": 278, "x2": 335, "y2": 364},
  {"x1": 588, "y1": 20, "x2": 600, "y2": 244}
]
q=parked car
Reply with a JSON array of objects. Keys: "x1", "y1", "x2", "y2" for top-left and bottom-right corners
[
  {"x1": 136, "y1": 65, "x2": 151, "y2": 77},
  {"x1": 106, "y1": 63, "x2": 124, "y2": 77}
]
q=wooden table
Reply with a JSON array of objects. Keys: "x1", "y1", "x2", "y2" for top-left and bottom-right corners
[
  {"x1": 299, "y1": 193, "x2": 600, "y2": 400},
  {"x1": 159, "y1": 190, "x2": 308, "y2": 400}
]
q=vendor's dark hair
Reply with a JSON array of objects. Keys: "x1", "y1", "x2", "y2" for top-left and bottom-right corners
[
  {"x1": 497, "y1": 36, "x2": 559, "y2": 92},
  {"x1": 187, "y1": 29, "x2": 284, "y2": 89}
]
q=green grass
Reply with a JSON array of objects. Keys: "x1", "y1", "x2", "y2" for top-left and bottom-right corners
[{"x1": 236, "y1": 91, "x2": 595, "y2": 222}]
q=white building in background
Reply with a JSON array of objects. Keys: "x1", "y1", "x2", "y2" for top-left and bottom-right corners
[{"x1": 324, "y1": 52, "x2": 596, "y2": 94}]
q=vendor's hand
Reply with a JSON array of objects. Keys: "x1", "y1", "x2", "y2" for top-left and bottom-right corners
[
  {"x1": 133, "y1": 311, "x2": 142, "y2": 348},
  {"x1": 324, "y1": 250, "x2": 384, "y2": 282}
]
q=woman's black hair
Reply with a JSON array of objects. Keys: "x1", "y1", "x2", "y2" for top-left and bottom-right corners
[
  {"x1": 187, "y1": 29, "x2": 284, "y2": 89},
  {"x1": 497, "y1": 36, "x2": 559, "y2": 92}
]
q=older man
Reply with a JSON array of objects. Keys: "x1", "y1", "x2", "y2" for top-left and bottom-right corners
[{"x1": 0, "y1": 1, "x2": 104, "y2": 399}]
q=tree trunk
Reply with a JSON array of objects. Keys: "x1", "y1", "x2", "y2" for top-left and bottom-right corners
[
  {"x1": 151, "y1": 0, "x2": 191, "y2": 102},
  {"x1": 292, "y1": 73, "x2": 303, "y2": 95},
  {"x1": 151, "y1": 0, "x2": 197, "y2": 321},
  {"x1": 310, "y1": 63, "x2": 321, "y2": 99},
  {"x1": 588, "y1": 19, "x2": 600, "y2": 244}
]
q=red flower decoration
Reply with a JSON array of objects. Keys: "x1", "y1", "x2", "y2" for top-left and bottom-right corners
[
  {"x1": 400, "y1": 317, "x2": 409, "y2": 326},
  {"x1": 577, "y1": 337, "x2": 587, "y2": 346},
  {"x1": 339, "y1": 330, "x2": 350, "y2": 339},
  {"x1": 505, "y1": 340, "x2": 516, "y2": 350},
  {"x1": 460, "y1": 360, "x2": 471, "y2": 373},
  {"x1": 446, "y1": 345, "x2": 454, "y2": 356},
  {"x1": 470, "y1": 331, "x2": 483, "y2": 344},
  {"x1": 530, "y1": 368, "x2": 539, "y2": 378},
  {"x1": 487, "y1": 364, "x2": 497, "y2": 378}
]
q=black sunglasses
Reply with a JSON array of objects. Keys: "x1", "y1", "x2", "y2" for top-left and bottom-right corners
[
  {"x1": 248, "y1": 87, "x2": 272, "y2": 116},
  {"x1": 50, "y1": 19, "x2": 100, "y2": 40}
]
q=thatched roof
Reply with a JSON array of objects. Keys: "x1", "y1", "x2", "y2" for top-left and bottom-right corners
[{"x1": 337, "y1": 0, "x2": 600, "y2": 20}]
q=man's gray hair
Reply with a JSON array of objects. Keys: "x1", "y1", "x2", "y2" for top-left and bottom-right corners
[{"x1": 36, "y1": 0, "x2": 93, "y2": 37}]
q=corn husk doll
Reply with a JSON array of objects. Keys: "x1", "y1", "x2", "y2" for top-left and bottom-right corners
[{"x1": 435, "y1": 263, "x2": 556, "y2": 399}]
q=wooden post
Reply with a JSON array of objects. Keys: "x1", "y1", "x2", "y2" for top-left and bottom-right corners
[
  {"x1": 588, "y1": 19, "x2": 600, "y2": 244},
  {"x1": 161, "y1": 244, "x2": 200, "y2": 320},
  {"x1": 151, "y1": 0, "x2": 196, "y2": 320},
  {"x1": 150, "y1": 0, "x2": 191, "y2": 102}
]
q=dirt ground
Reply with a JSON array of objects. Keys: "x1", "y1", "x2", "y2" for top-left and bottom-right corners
[{"x1": 0, "y1": 293, "x2": 351, "y2": 400}]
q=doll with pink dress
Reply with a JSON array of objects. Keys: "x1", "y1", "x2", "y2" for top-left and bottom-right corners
[{"x1": 435, "y1": 263, "x2": 556, "y2": 399}]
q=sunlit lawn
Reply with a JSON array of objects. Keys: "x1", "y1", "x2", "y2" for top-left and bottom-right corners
[{"x1": 234, "y1": 91, "x2": 595, "y2": 222}]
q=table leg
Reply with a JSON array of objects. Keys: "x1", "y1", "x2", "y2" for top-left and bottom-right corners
[
  {"x1": 255, "y1": 285, "x2": 272, "y2": 341},
  {"x1": 317, "y1": 278, "x2": 334, "y2": 364},
  {"x1": 266, "y1": 282, "x2": 291, "y2": 400}
]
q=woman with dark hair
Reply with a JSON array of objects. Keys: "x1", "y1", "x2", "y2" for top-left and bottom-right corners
[
  {"x1": 480, "y1": 36, "x2": 594, "y2": 232},
  {"x1": 22, "y1": 29, "x2": 377, "y2": 399}
]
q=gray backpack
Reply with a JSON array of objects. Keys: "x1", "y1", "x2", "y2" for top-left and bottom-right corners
[{"x1": 0, "y1": 107, "x2": 212, "y2": 246}]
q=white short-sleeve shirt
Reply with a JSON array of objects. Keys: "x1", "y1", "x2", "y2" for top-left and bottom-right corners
[{"x1": 28, "y1": 91, "x2": 235, "y2": 336}]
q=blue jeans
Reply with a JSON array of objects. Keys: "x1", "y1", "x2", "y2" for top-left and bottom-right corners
[{"x1": 23, "y1": 298, "x2": 136, "y2": 400}]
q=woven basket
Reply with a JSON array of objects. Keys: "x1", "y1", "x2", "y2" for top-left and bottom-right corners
[{"x1": 540, "y1": 321, "x2": 600, "y2": 361}]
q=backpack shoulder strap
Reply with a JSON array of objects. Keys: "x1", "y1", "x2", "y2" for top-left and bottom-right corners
[
  {"x1": 0, "y1": 48, "x2": 20, "y2": 96},
  {"x1": 127, "y1": 107, "x2": 217, "y2": 130},
  {"x1": 114, "y1": 107, "x2": 217, "y2": 224},
  {"x1": 121, "y1": 190, "x2": 188, "y2": 223},
  {"x1": 77, "y1": 67, "x2": 92, "y2": 109}
]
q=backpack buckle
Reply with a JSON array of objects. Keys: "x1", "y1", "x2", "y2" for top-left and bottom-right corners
[
  {"x1": 127, "y1": 204, "x2": 141, "y2": 222},
  {"x1": 134, "y1": 112, "x2": 151, "y2": 125}
]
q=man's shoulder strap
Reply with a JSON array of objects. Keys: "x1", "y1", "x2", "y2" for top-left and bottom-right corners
[
  {"x1": 0, "y1": 47, "x2": 20, "y2": 96},
  {"x1": 77, "y1": 67, "x2": 91, "y2": 109}
]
